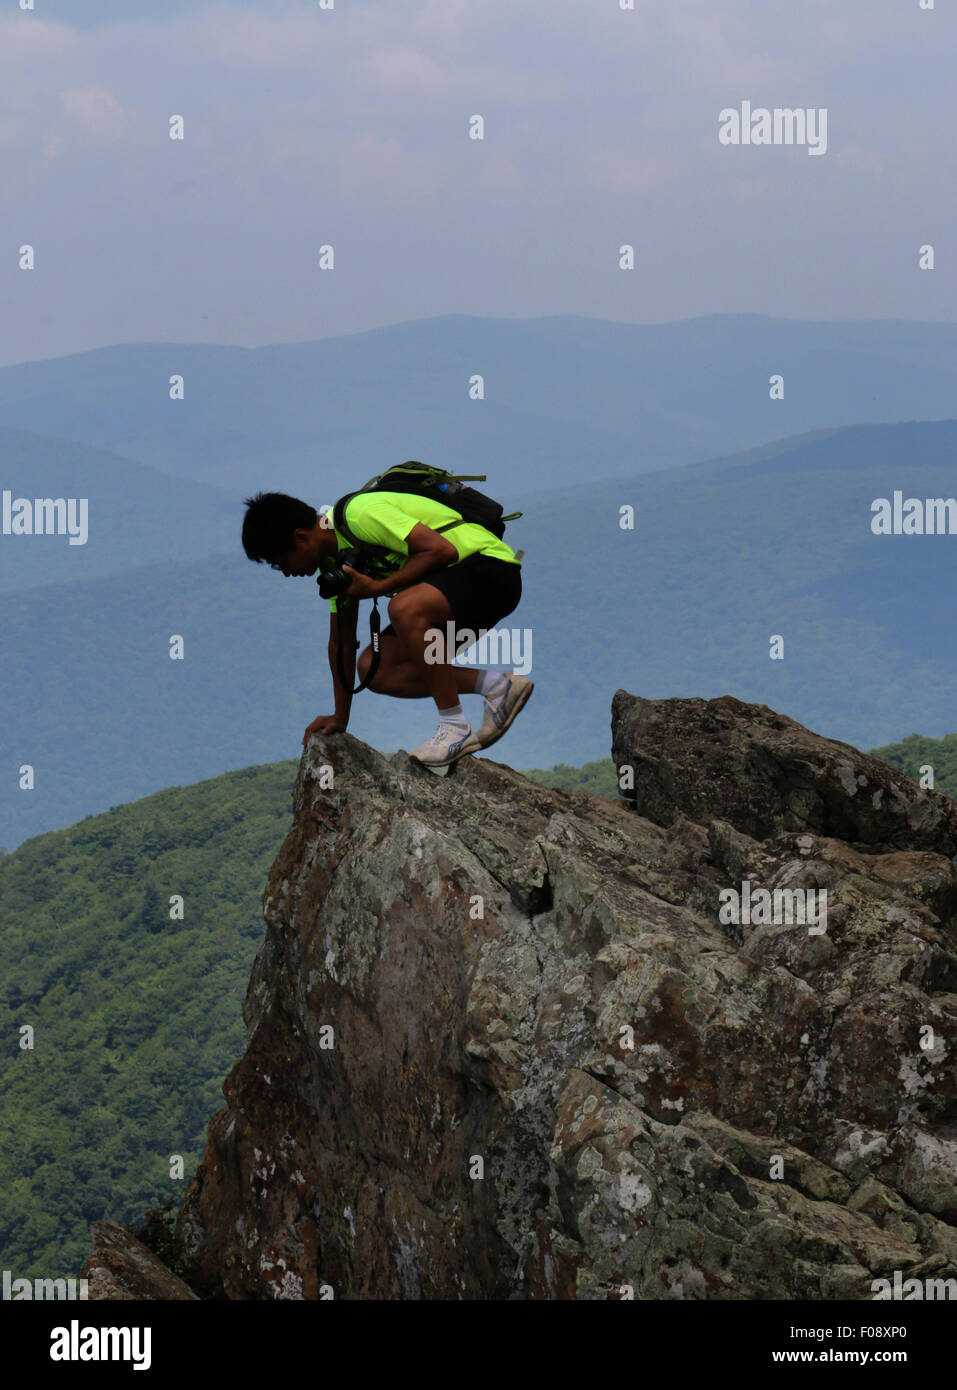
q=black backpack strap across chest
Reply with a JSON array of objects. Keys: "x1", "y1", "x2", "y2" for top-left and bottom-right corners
[{"x1": 330, "y1": 493, "x2": 398, "y2": 574}]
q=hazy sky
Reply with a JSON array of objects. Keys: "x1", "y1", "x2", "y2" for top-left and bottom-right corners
[{"x1": 1, "y1": 0, "x2": 954, "y2": 367}]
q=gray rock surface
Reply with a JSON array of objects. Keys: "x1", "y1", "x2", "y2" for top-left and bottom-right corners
[
  {"x1": 163, "y1": 692, "x2": 956, "y2": 1298},
  {"x1": 79, "y1": 1219, "x2": 199, "y2": 1300},
  {"x1": 611, "y1": 691, "x2": 957, "y2": 853}
]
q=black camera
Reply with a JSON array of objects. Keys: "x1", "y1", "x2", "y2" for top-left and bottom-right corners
[{"x1": 317, "y1": 548, "x2": 370, "y2": 599}]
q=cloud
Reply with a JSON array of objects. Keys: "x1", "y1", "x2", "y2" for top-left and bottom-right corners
[
  {"x1": 358, "y1": 45, "x2": 458, "y2": 96},
  {"x1": 60, "y1": 85, "x2": 125, "y2": 137},
  {"x1": 181, "y1": 10, "x2": 342, "y2": 67},
  {"x1": 0, "y1": 116, "x2": 26, "y2": 149},
  {"x1": 0, "y1": 0, "x2": 954, "y2": 367},
  {"x1": 328, "y1": 129, "x2": 445, "y2": 204},
  {"x1": 0, "y1": 16, "x2": 82, "y2": 64},
  {"x1": 583, "y1": 148, "x2": 680, "y2": 198}
]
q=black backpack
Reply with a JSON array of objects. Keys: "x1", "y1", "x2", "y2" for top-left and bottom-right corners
[
  {"x1": 330, "y1": 461, "x2": 521, "y2": 571},
  {"x1": 325, "y1": 462, "x2": 522, "y2": 696}
]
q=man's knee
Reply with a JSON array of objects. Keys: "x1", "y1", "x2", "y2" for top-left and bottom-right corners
[
  {"x1": 388, "y1": 587, "x2": 447, "y2": 631},
  {"x1": 387, "y1": 590, "x2": 419, "y2": 628}
]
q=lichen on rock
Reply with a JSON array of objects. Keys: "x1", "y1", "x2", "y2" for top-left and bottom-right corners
[{"x1": 88, "y1": 693, "x2": 957, "y2": 1299}]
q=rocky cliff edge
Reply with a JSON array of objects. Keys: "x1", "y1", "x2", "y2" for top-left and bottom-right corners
[{"x1": 85, "y1": 692, "x2": 957, "y2": 1299}]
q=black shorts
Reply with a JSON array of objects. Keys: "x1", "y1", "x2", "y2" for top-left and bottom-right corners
[{"x1": 382, "y1": 553, "x2": 522, "y2": 651}]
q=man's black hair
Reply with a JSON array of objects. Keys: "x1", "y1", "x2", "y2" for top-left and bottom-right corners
[{"x1": 242, "y1": 491, "x2": 318, "y2": 564}]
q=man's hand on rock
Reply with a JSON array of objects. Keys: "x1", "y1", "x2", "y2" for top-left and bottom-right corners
[{"x1": 303, "y1": 714, "x2": 347, "y2": 746}]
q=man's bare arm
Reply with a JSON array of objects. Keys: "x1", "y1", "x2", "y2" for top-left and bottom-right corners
[
  {"x1": 330, "y1": 600, "x2": 360, "y2": 719},
  {"x1": 341, "y1": 523, "x2": 457, "y2": 599},
  {"x1": 301, "y1": 600, "x2": 360, "y2": 745}
]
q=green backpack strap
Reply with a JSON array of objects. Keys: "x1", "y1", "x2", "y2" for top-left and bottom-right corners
[
  {"x1": 432, "y1": 509, "x2": 522, "y2": 536},
  {"x1": 330, "y1": 492, "x2": 360, "y2": 546}
]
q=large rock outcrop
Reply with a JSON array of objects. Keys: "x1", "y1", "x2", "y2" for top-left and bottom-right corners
[
  {"x1": 143, "y1": 695, "x2": 957, "y2": 1296},
  {"x1": 611, "y1": 692, "x2": 957, "y2": 854},
  {"x1": 79, "y1": 1220, "x2": 199, "y2": 1300}
]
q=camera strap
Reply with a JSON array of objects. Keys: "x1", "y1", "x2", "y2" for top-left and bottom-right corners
[{"x1": 337, "y1": 596, "x2": 382, "y2": 695}]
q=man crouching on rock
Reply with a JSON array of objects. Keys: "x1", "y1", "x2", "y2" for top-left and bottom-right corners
[{"x1": 241, "y1": 488, "x2": 533, "y2": 767}]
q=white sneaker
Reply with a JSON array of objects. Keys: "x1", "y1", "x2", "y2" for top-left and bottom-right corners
[
  {"x1": 476, "y1": 672, "x2": 534, "y2": 749},
  {"x1": 410, "y1": 721, "x2": 481, "y2": 768}
]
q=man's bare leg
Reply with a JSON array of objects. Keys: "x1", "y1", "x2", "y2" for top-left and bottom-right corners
[
  {"x1": 353, "y1": 583, "x2": 533, "y2": 767},
  {"x1": 357, "y1": 631, "x2": 479, "y2": 698},
  {"x1": 356, "y1": 585, "x2": 480, "y2": 707}
]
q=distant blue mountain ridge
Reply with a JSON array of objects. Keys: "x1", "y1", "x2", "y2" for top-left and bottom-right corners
[
  {"x1": 2, "y1": 313, "x2": 957, "y2": 497},
  {"x1": 2, "y1": 415, "x2": 957, "y2": 852}
]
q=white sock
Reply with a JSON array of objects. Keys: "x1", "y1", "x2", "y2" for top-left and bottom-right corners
[
  {"x1": 475, "y1": 670, "x2": 508, "y2": 701},
  {"x1": 438, "y1": 703, "x2": 471, "y2": 734}
]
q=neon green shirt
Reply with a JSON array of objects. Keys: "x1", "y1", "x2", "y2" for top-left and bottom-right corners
[{"x1": 322, "y1": 490, "x2": 520, "y2": 613}]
